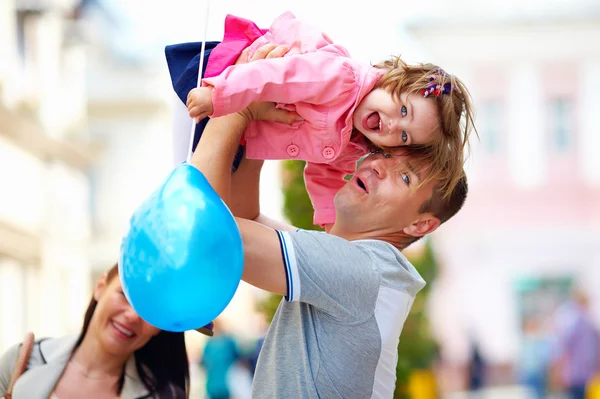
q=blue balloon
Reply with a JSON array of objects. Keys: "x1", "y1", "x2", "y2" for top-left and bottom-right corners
[{"x1": 119, "y1": 163, "x2": 244, "y2": 332}]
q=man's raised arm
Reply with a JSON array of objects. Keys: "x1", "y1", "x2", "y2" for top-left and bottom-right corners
[
  {"x1": 189, "y1": 111, "x2": 289, "y2": 296},
  {"x1": 229, "y1": 156, "x2": 297, "y2": 232},
  {"x1": 188, "y1": 45, "x2": 298, "y2": 296}
]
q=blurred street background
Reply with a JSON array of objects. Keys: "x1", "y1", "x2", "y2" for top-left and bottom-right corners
[{"x1": 0, "y1": 0, "x2": 599, "y2": 397}]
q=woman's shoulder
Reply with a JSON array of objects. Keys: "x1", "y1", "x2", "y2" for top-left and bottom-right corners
[
  {"x1": 0, "y1": 341, "x2": 21, "y2": 375},
  {"x1": 0, "y1": 342, "x2": 21, "y2": 395},
  {"x1": 0, "y1": 337, "x2": 50, "y2": 394},
  {"x1": 36, "y1": 335, "x2": 78, "y2": 363},
  {"x1": 1, "y1": 334, "x2": 77, "y2": 371},
  {"x1": 0, "y1": 335, "x2": 78, "y2": 397}
]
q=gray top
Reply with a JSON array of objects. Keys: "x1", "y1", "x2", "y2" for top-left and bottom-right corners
[
  {"x1": 0, "y1": 335, "x2": 151, "y2": 398},
  {"x1": 252, "y1": 230, "x2": 426, "y2": 398}
]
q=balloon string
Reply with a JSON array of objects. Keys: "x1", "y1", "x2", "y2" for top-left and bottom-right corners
[{"x1": 186, "y1": 0, "x2": 211, "y2": 163}]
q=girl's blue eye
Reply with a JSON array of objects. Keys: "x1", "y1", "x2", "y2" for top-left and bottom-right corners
[
  {"x1": 402, "y1": 131, "x2": 408, "y2": 143},
  {"x1": 401, "y1": 105, "x2": 407, "y2": 117}
]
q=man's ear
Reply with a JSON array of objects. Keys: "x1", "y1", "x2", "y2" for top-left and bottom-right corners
[
  {"x1": 402, "y1": 214, "x2": 440, "y2": 238},
  {"x1": 93, "y1": 273, "x2": 109, "y2": 302}
]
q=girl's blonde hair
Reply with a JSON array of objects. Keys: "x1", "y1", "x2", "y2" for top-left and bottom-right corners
[{"x1": 373, "y1": 56, "x2": 477, "y2": 198}]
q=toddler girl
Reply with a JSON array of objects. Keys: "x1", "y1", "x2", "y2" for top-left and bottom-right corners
[{"x1": 168, "y1": 11, "x2": 475, "y2": 227}]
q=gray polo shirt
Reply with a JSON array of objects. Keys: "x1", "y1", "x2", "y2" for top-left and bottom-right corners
[{"x1": 251, "y1": 229, "x2": 426, "y2": 398}]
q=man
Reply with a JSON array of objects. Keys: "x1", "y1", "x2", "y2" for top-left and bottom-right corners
[{"x1": 189, "y1": 44, "x2": 468, "y2": 398}]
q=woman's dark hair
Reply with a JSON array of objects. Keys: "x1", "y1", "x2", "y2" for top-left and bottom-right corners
[{"x1": 74, "y1": 264, "x2": 190, "y2": 398}]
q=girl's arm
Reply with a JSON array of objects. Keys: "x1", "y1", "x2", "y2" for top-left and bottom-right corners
[
  {"x1": 303, "y1": 158, "x2": 357, "y2": 228},
  {"x1": 203, "y1": 46, "x2": 358, "y2": 118}
]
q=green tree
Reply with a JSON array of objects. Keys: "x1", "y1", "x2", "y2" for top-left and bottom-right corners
[
  {"x1": 281, "y1": 160, "x2": 323, "y2": 231},
  {"x1": 259, "y1": 160, "x2": 440, "y2": 396},
  {"x1": 394, "y1": 240, "x2": 440, "y2": 398}
]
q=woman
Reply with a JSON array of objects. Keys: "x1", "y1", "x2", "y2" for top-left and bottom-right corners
[{"x1": 0, "y1": 264, "x2": 191, "y2": 398}]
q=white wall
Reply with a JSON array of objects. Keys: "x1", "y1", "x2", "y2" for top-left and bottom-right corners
[
  {"x1": 0, "y1": 1, "x2": 93, "y2": 353},
  {"x1": 0, "y1": 138, "x2": 44, "y2": 232}
]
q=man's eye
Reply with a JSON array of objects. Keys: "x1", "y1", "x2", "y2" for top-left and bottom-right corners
[
  {"x1": 401, "y1": 105, "x2": 407, "y2": 117},
  {"x1": 402, "y1": 173, "x2": 410, "y2": 185}
]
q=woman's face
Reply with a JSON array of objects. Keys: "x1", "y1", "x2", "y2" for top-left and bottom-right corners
[{"x1": 90, "y1": 275, "x2": 160, "y2": 357}]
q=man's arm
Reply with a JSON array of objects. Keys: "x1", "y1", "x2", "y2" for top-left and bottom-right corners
[
  {"x1": 253, "y1": 213, "x2": 298, "y2": 232},
  {"x1": 230, "y1": 156, "x2": 297, "y2": 232},
  {"x1": 204, "y1": 43, "x2": 299, "y2": 230},
  {"x1": 235, "y1": 218, "x2": 288, "y2": 296},
  {"x1": 190, "y1": 113, "x2": 289, "y2": 296}
]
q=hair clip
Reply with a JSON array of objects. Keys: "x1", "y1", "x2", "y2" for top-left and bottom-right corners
[{"x1": 422, "y1": 82, "x2": 452, "y2": 98}]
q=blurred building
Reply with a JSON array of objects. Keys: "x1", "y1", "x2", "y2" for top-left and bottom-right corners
[
  {"x1": 0, "y1": 0, "x2": 97, "y2": 352},
  {"x1": 84, "y1": 28, "x2": 177, "y2": 276},
  {"x1": 402, "y1": 0, "x2": 600, "y2": 392},
  {"x1": 82, "y1": 4, "x2": 281, "y2": 342}
]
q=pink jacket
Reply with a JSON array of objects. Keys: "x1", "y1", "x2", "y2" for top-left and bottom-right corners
[{"x1": 202, "y1": 12, "x2": 382, "y2": 226}]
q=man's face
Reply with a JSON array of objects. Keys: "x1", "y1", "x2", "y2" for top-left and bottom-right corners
[{"x1": 334, "y1": 151, "x2": 435, "y2": 235}]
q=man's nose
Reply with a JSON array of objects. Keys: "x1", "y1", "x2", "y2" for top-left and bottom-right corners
[{"x1": 370, "y1": 156, "x2": 389, "y2": 178}]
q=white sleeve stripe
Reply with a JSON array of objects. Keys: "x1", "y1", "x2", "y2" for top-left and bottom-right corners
[
  {"x1": 277, "y1": 231, "x2": 300, "y2": 302},
  {"x1": 276, "y1": 230, "x2": 293, "y2": 300}
]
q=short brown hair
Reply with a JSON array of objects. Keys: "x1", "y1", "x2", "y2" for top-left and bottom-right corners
[
  {"x1": 420, "y1": 171, "x2": 468, "y2": 224},
  {"x1": 403, "y1": 170, "x2": 468, "y2": 248},
  {"x1": 373, "y1": 56, "x2": 477, "y2": 199}
]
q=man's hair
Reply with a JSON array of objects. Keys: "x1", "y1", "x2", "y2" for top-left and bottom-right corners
[
  {"x1": 404, "y1": 170, "x2": 468, "y2": 248},
  {"x1": 420, "y1": 172, "x2": 468, "y2": 224},
  {"x1": 373, "y1": 55, "x2": 477, "y2": 201}
]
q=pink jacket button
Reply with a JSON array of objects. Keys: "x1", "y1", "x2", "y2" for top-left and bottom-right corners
[
  {"x1": 322, "y1": 147, "x2": 335, "y2": 160},
  {"x1": 286, "y1": 144, "x2": 300, "y2": 157}
]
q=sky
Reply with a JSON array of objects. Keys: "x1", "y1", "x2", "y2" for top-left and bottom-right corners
[
  {"x1": 96, "y1": 0, "x2": 429, "y2": 66},
  {"x1": 97, "y1": 0, "x2": 589, "y2": 64}
]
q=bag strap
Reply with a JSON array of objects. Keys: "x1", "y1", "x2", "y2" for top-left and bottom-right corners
[{"x1": 4, "y1": 332, "x2": 35, "y2": 399}]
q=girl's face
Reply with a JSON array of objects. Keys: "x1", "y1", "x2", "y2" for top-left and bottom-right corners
[
  {"x1": 353, "y1": 89, "x2": 439, "y2": 148},
  {"x1": 89, "y1": 275, "x2": 160, "y2": 357}
]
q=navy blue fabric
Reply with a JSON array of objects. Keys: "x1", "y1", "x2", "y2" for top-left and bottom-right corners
[{"x1": 165, "y1": 42, "x2": 244, "y2": 170}]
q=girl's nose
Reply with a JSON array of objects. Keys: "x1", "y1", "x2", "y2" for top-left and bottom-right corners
[{"x1": 388, "y1": 119, "x2": 401, "y2": 133}]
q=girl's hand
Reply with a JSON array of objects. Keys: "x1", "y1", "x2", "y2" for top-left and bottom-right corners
[{"x1": 186, "y1": 87, "x2": 213, "y2": 123}]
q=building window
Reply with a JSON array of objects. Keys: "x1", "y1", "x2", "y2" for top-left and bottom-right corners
[
  {"x1": 548, "y1": 98, "x2": 574, "y2": 153},
  {"x1": 479, "y1": 100, "x2": 503, "y2": 154},
  {"x1": 16, "y1": 10, "x2": 35, "y2": 63}
]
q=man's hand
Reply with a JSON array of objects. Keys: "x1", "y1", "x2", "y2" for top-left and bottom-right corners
[
  {"x1": 186, "y1": 87, "x2": 213, "y2": 123},
  {"x1": 234, "y1": 43, "x2": 291, "y2": 66},
  {"x1": 239, "y1": 102, "x2": 301, "y2": 125},
  {"x1": 233, "y1": 44, "x2": 301, "y2": 125}
]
